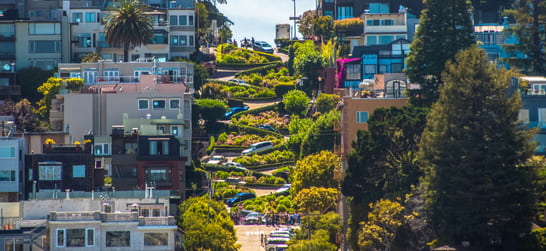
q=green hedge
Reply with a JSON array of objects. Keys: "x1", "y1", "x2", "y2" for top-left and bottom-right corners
[
  {"x1": 235, "y1": 62, "x2": 285, "y2": 78},
  {"x1": 245, "y1": 161, "x2": 295, "y2": 170},
  {"x1": 274, "y1": 82, "x2": 296, "y2": 98},
  {"x1": 213, "y1": 145, "x2": 247, "y2": 153},
  {"x1": 231, "y1": 103, "x2": 282, "y2": 119},
  {"x1": 228, "y1": 124, "x2": 283, "y2": 137},
  {"x1": 216, "y1": 62, "x2": 280, "y2": 68},
  {"x1": 206, "y1": 136, "x2": 215, "y2": 155}
]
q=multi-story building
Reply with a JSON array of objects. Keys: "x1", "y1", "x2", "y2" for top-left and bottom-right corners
[
  {"x1": 65, "y1": 0, "x2": 196, "y2": 62},
  {"x1": 0, "y1": 137, "x2": 25, "y2": 202},
  {"x1": 53, "y1": 60, "x2": 193, "y2": 196}
]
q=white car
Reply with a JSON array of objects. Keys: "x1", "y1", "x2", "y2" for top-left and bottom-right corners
[
  {"x1": 223, "y1": 162, "x2": 248, "y2": 170},
  {"x1": 275, "y1": 184, "x2": 291, "y2": 194},
  {"x1": 207, "y1": 155, "x2": 226, "y2": 165}
]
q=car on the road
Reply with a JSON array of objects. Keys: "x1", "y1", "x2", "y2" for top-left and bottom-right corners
[
  {"x1": 226, "y1": 192, "x2": 256, "y2": 207},
  {"x1": 229, "y1": 78, "x2": 248, "y2": 85},
  {"x1": 225, "y1": 106, "x2": 249, "y2": 119},
  {"x1": 223, "y1": 161, "x2": 248, "y2": 171},
  {"x1": 241, "y1": 141, "x2": 274, "y2": 155},
  {"x1": 256, "y1": 124, "x2": 279, "y2": 133},
  {"x1": 207, "y1": 155, "x2": 226, "y2": 165},
  {"x1": 253, "y1": 41, "x2": 274, "y2": 54},
  {"x1": 244, "y1": 212, "x2": 265, "y2": 224},
  {"x1": 275, "y1": 184, "x2": 291, "y2": 194}
]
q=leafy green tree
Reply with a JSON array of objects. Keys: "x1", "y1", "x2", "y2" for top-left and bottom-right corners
[
  {"x1": 293, "y1": 41, "x2": 327, "y2": 94},
  {"x1": 315, "y1": 93, "x2": 340, "y2": 114},
  {"x1": 503, "y1": 0, "x2": 546, "y2": 75},
  {"x1": 0, "y1": 99, "x2": 44, "y2": 132},
  {"x1": 405, "y1": 0, "x2": 474, "y2": 107},
  {"x1": 419, "y1": 46, "x2": 537, "y2": 248},
  {"x1": 196, "y1": 1, "x2": 233, "y2": 44},
  {"x1": 104, "y1": 0, "x2": 153, "y2": 62},
  {"x1": 179, "y1": 196, "x2": 239, "y2": 251},
  {"x1": 194, "y1": 99, "x2": 228, "y2": 131},
  {"x1": 288, "y1": 229, "x2": 338, "y2": 251},
  {"x1": 283, "y1": 90, "x2": 310, "y2": 117},
  {"x1": 300, "y1": 109, "x2": 340, "y2": 157},
  {"x1": 287, "y1": 116, "x2": 314, "y2": 156},
  {"x1": 298, "y1": 10, "x2": 317, "y2": 39},
  {"x1": 294, "y1": 187, "x2": 338, "y2": 214},
  {"x1": 289, "y1": 212, "x2": 342, "y2": 249},
  {"x1": 342, "y1": 105, "x2": 427, "y2": 247},
  {"x1": 291, "y1": 150, "x2": 341, "y2": 195},
  {"x1": 36, "y1": 78, "x2": 63, "y2": 121},
  {"x1": 358, "y1": 198, "x2": 415, "y2": 251},
  {"x1": 313, "y1": 16, "x2": 334, "y2": 43},
  {"x1": 17, "y1": 67, "x2": 53, "y2": 102}
]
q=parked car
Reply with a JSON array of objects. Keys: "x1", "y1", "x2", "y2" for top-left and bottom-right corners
[
  {"x1": 256, "y1": 124, "x2": 279, "y2": 133},
  {"x1": 223, "y1": 161, "x2": 248, "y2": 171},
  {"x1": 242, "y1": 141, "x2": 274, "y2": 155},
  {"x1": 253, "y1": 41, "x2": 274, "y2": 54},
  {"x1": 207, "y1": 155, "x2": 226, "y2": 165},
  {"x1": 226, "y1": 192, "x2": 256, "y2": 207},
  {"x1": 225, "y1": 106, "x2": 249, "y2": 119}
]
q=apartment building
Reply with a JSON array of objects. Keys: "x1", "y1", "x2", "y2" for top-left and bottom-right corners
[{"x1": 0, "y1": 137, "x2": 25, "y2": 202}]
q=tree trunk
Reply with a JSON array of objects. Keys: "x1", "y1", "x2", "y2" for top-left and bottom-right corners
[{"x1": 123, "y1": 42, "x2": 129, "y2": 62}]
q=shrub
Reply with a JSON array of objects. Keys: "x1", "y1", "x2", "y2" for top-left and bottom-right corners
[
  {"x1": 207, "y1": 136, "x2": 215, "y2": 155},
  {"x1": 274, "y1": 82, "x2": 296, "y2": 98},
  {"x1": 254, "y1": 89, "x2": 276, "y2": 98}
]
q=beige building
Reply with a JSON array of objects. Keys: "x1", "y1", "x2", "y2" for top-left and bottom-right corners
[{"x1": 53, "y1": 60, "x2": 193, "y2": 177}]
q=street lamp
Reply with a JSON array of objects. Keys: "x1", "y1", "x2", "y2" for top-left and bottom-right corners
[{"x1": 292, "y1": 0, "x2": 297, "y2": 39}]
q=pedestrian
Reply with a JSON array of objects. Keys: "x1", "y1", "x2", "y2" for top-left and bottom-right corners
[
  {"x1": 233, "y1": 39, "x2": 237, "y2": 47},
  {"x1": 251, "y1": 37, "x2": 255, "y2": 47}
]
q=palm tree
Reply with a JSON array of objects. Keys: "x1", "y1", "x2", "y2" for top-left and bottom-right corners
[{"x1": 104, "y1": 0, "x2": 153, "y2": 62}]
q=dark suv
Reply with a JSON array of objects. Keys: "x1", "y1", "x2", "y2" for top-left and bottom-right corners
[{"x1": 225, "y1": 192, "x2": 256, "y2": 207}]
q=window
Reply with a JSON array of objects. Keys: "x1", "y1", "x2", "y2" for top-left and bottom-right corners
[
  {"x1": 67, "y1": 229, "x2": 85, "y2": 247},
  {"x1": 171, "y1": 126, "x2": 181, "y2": 136},
  {"x1": 94, "y1": 143, "x2": 110, "y2": 156},
  {"x1": 75, "y1": 33, "x2": 92, "y2": 48},
  {"x1": 149, "y1": 140, "x2": 169, "y2": 155},
  {"x1": 188, "y1": 15, "x2": 194, "y2": 26},
  {"x1": 0, "y1": 147, "x2": 15, "y2": 158},
  {"x1": 179, "y1": 15, "x2": 187, "y2": 25},
  {"x1": 56, "y1": 229, "x2": 65, "y2": 247},
  {"x1": 519, "y1": 109, "x2": 529, "y2": 123},
  {"x1": 152, "y1": 100, "x2": 166, "y2": 109},
  {"x1": 366, "y1": 35, "x2": 377, "y2": 45},
  {"x1": 39, "y1": 163, "x2": 61, "y2": 181},
  {"x1": 379, "y1": 64, "x2": 388, "y2": 74},
  {"x1": 28, "y1": 23, "x2": 60, "y2": 35},
  {"x1": 381, "y1": 19, "x2": 394, "y2": 26},
  {"x1": 85, "y1": 12, "x2": 97, "y2": 23},
  {"x1": 539, "y1": 108, "x2": 546, "y2": 127},
  {"x1": 170, "y1": 35, "x2": 191, "y2": 47},
  {"x1": 356, "y1": 111, "x2": 369, "y2": 123},
  {"x1": 72, "y1": 12, "x2": 82, "y2": 23},
  {"x1": 150, "y1": 33, "x2": 167, "y2": 44},
  {"x1": 379, "y1": 35, "x2": 394, "y2": 45},
  {"x1": 106, "y1": 231, "x2": 130, "y2": 247},
  {"x1": 346, "y1": 64, "x2": 361, "y2": 80},
  {"x1": 4, "y1": 238, "x2": 23, "y2": 251},
  {"x1": 364, "y1": 64, "x2": 376, "y2": 75},
  {"x1": 139, "y1": 99, "x2": 149, "y2": 110},
  {"x1": 0, "y1": 170, "x2": 16, "y2": 181},
  {"x1": 337, "y1": 6, "x2": 354, "y2": 20},
  {"x1": 169, "y1": 99, "x2": 180, "y2": 109},
  {"x1": 144, "y1": 233, "x2": 168, "y2": 246},
  {"x1": 86, "y1": 228, "x2": 95, "y2": 247},
  {"x1": 392, "y1": 63, "x2": 403, "y2": 73},
  {"x1": 145, "y1": 168, "x2": 171, "y2": 182},
  {"x1": 169, "y1": 15, "x2": 178, "y2": 25},
  {"x1": 29, "y1": 40, "x2": 61, "y2": 53},
  {"x1": 367, "y1": 19, "x2": 380, "y2": 26},
  {"x1": 324, "y1": 10, "x2": 334, "y2": 17},
  {"x1": 189, "y1": 35, "x2": 194, "y2": 46},
  {"x1": 72, "y1": 165, "x2": 85, "y2": 178}
]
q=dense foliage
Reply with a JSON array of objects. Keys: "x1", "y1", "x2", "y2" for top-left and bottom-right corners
[
  {"x1": 291, "y1": 151, "x2": 341, "y2": 195},
  {"x1": 283, "y1": 90, "x2": 310, "y2": 117},
  {"x1": 419, "y1": 46, "x2": 537, "y2": 249}
]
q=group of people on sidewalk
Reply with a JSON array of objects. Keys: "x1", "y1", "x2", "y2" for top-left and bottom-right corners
[{"x1": 232, "y1": 37, "x2": 254, "y2": 48}]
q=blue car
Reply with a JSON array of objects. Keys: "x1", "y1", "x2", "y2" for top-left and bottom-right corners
[
  {"x1": 225, "y1": 106, "x2": 249, "y2": 119},
  {"x1": 225, "y1": 192, "x2": 256, "y2": 207}
]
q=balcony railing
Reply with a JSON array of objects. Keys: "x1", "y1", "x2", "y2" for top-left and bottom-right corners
[
  {"x1": 138, "y1": 216, "x2": 176, "y2": 226},
  {"x1": 102, "y1": 212, "x2": 138, "y2": 222},
  {"x1": 50, "y1": 212, "x2": 100, "y2": 221}
]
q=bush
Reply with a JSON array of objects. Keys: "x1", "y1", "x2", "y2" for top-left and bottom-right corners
[
  {"x1": 254, "y1": 89, "x2": 276, "y2": 98},
  {"x1": 207, "y1": 136, "x2": 215, "y2": 155},
  {"x1": 234, "y1": 63, "x2": 285, "y2": 78},
  {"x1": 274, "y1": 82, "x2": 296, "y2": 98}
]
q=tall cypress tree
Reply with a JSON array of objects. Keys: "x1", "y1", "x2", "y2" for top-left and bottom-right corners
[
  {"x1": 405, "y1": 0, "x2": 475, "y2": 107},
  {"x1": 419, "y1": 46, "x2": 537, "y2": 249},
  {"x1": 503, "y1": 0, "x2": 546, "y2": 75}
]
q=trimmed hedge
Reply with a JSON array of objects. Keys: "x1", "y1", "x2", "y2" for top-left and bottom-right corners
[
  {"x1": 228, "y1": 124, "x2": 283, "y2": 137},
  {"x1": 274, "y1": 82, "x2": 296, "y2": 98},
  {"x1": 206, "y1": 136, "x2": 215, "y2": 155},
  {"x1": 234, "y1": 62, "x2": 285, "y2": 78},
  {"x1": 215, "y1": 62, "x2": 280, "y2": 68},
  {"x1": 245, "y1": 161, "x2": 295, "y2": 170},
  {"x1": 231, "y1": 102, "x2": 283, "y2": 119}
]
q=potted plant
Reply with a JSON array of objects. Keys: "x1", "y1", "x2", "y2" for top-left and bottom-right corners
[
  {"x1": 45, "y1": 138, "x2": 55, "y2": 151},
  {"x1": 74, "y1": 141, "x2": 81, "y2": 151}
]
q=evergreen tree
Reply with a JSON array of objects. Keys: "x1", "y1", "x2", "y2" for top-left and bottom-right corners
[
  {"x1": 419, "y1": 46, "x2": 537, "y2": 249},
  {"x1": 503, "y1": 0, "x2": 546, "y2": 75},
  {"x1": 405, "y1": 0, "x2": 474, "y2": 107}
]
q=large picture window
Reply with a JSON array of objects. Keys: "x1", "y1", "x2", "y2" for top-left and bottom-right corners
[
  {"x1": 72, "y1": 165, "x2": 85, "y2": 178},
  {"x1": 0, "y1": 170, "x2": 16, "y2": 181},
  {"x1": 106, "y1": 231, "x2": 130, "y2": 247},
  {"x1": 356, "y1": 111, "x2": 369, "y2": 123},
  {"x1": 145, "y1": 168, "x2": 172, "y2": 182},
  {"x1": 346, "y1": 64, "x2": 361, "y2": 80},
  {"x1": 0, "y1": 147, "x2": 15, "y2": 158},
  {"x1": 38, "y1": 162, "x2": 62, "y2": 181},
  {"x1": 144, "y1": 232, "x2": 168, "y2": 246}
]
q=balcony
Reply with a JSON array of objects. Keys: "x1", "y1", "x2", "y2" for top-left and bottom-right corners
[
  {"x1": 49, "y1": 211, "x2": 100, "y2": 221},
  {"x1": 138, "y1": 216, "x2": 176, "y2": 226},
  {"x1": 102, "y1": 212, "x2": 138, "y2": 222},
  {"x1": 364, "y1": 25, "x2": 407, "y2": 34}
]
